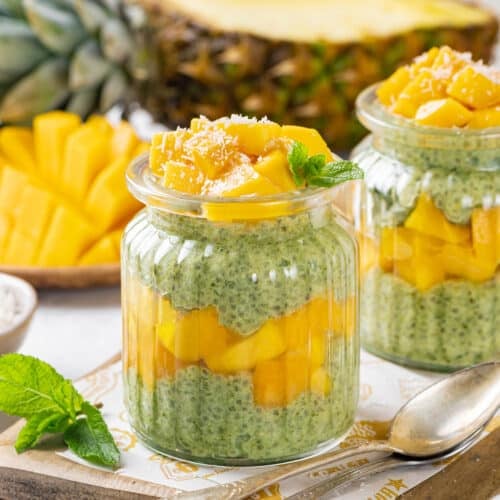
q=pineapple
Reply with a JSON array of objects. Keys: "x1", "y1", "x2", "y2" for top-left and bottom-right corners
[
  {"x1": 0, "y1": 112, "x2": 147, "y2": 267},
  {"x1": 140, "y1": 0, "x2": 498, "y2": 149},
  {"x1": 0, "y1": 0, "x2": 148, "y2": 124},
  {"x1": 0, "y1": 0, "x2": 497, "y2": 150}
]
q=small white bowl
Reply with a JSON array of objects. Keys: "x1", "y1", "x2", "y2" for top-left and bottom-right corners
[{"x1": 0, "y1": 273, "x2": 37, "y2": 354}]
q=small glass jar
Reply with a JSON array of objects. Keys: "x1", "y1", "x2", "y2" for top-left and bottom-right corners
[
  {"x1": 122, "y1": 156, "x2": 359, "y2": 465},
  {"x1": 352, "y1": 86, "x2": 499, "y2": 372}
]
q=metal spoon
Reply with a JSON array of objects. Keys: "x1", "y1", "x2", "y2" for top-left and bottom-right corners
[
  {"x1": 177, "y1": 361, "x2": 499, "y2": 499},
  {"x1": 288, "y1": 427, "x2": 484, "y2": 499}
]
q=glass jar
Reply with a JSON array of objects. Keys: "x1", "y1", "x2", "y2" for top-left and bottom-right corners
[
  {"x1": 352, "y1": 85, "x2": 499, "y2": 372},
  {"x1": 121, "y1": 155, "x2": 359, "y2": 466}
]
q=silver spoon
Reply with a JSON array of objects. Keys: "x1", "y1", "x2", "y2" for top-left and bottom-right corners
[
  {"x1": 177, "y1": 361, "x2": 499, "y2": 500},
  {"x1": 288, "y1": 427, "x2": 484, "y2": 499}
]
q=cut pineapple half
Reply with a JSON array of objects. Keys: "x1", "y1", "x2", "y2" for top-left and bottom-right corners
[
  {"x1": 0, "y1": 112, "x2": 146, "y2": 267},
  {"x1": 159, "y1": 0, "x2": 491, "y2": 43}
]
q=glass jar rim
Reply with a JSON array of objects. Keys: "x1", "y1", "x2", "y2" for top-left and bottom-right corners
[
  {"x1": 126, "y1": 154, "x2": 348, "y2": 220},
  {"x1": 356, "y1": 84, "x2": 500, "y2": 150}
]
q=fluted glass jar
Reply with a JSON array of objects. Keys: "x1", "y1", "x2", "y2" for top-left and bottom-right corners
[
  {"x1": 352, "y1": 86, "x2": 499, "y2": 372},
  {"x1": 122, "y1": 156, "x2": 359, "y2": 465}
]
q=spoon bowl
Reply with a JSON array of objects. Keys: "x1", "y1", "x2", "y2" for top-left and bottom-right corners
[{"x1": 389, "y1": 361, "x2": 500, "y2": 457}]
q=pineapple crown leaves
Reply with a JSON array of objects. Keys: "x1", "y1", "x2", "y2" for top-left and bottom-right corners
[{"x1": 0, "y1": 0, "x2": 148, "y2": 125}]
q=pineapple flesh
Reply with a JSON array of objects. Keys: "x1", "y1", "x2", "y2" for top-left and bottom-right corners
[
  {"x1": 0, "y1": 112, "x2": 147, "y2": 267},
  {"x1": 140, "y1": 0, "x2": 498, "y2": 149}
]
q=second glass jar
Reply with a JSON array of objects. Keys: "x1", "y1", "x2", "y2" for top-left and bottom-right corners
[{"x1": 352, "y1": 86, "x2": 499, "y2": 371}]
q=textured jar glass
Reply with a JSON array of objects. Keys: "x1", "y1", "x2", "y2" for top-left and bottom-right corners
[
  {"x1": 122, "y1": 156, "x2": 359, "y2": 466},
  {"x1": 352, "y1": 86, "x2": 499, "y2": 372}
]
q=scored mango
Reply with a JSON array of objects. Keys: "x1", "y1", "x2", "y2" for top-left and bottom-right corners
[{"x1": 0, "y1": 112, "x2": 147, "y2": 267}]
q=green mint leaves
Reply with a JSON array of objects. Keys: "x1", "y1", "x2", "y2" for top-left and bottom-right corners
[
  {"x1": 287, "y1": 141, "x2": 364, "y2": 188},
  {"x1": 0, "y1": 354, "x2": 120, "y2": 468}
]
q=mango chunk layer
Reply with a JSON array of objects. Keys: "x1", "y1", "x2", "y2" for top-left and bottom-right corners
[
  {"x1": 150, "y1": 292, "x2": 354, "y2": 406},
  {"x1": 371, "y1": 198, "x2": 499, "y2": 291}
]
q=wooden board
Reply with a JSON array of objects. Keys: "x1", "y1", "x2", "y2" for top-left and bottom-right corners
[
  {"x1": 0, "y1": 353, "x2": 498, "y2": 499},
  {"x1": 0, "y1": 264, "x2": 120, "y2": 289}
]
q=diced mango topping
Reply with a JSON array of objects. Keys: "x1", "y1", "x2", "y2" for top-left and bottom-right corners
[
  {"x1": 377, "y1": 46, "x2": 500, "y2": 127},
  {"x1": 415, "y1": 98, "x2": 473, "y2": 128},
  {"x1": 149, "y1": 116, "x2": 334, "y2": 200}
]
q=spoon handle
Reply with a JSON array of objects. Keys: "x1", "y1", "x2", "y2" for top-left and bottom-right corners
[
  {"x1": 287, "y1": 455, "x2": 403, "y2": 499},
  {"x1": 175, "y1": 441, "x2": 393, "y2": 499}
]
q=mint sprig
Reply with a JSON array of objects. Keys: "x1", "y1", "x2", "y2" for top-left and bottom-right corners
[
  {"x1": 0, "y1": 354, "x2": 120, "y2": 468},
  {"x1": 287, "y1": 141, "x2": 364, "y2": 187}
]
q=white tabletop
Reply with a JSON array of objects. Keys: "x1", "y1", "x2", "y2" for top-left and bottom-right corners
[{"x1": 0, "y1": 287, "x2": 122, "y2": 431}]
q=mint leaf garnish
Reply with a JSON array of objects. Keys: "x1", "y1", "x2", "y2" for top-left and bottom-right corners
[
  {"x1": 16, "y1": 412, "x2": 70, "y2": 453},
  {"x1": 287, "y1": 141, "x2": 364, "y2": 188},
  {"x1": 0, "y1": 354, "x2": 120, "y2": 468},
  {"x1": 64, "y1": 402, "x2": 120, "y2": 468},
  {"x1": 288, "y1": 141, "x2": 309, "y2": 186},
  {"x1": 0, "y1": 353, "x2": 82, "y2": 419}
]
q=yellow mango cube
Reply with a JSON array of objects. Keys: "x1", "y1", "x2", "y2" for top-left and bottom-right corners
[
  {"x1": 13, "y1": 184, "x2": 55, "y2": 244},
  {"x1": 203, "y1": 200, "x2": 291, "y2": 222},
  {"x1": 222, "y1": 120, "x2": 282, "y2": 156},
  {"x1": 0, "y1": 127, "x2": 35, "y2": 174},
  {"x1": 34, "y1": 111, "x2": 81, "y2": 185},
  {"x1": 447, "y1": 65, "x2": 500, "y2": 110},
  {"x1": 394, "y1": 252, "x2": 445, "y2": 291},
  {"x1": 411, "y1": 47, "x2": 440, "y2": 75},
  {"x1": 150, "y1": 130, "x2": 193, "y2": 177},
  {"x1": 310, "y1": 367, "x2": 331, "y2": 397},
  {"x1": 3, "y1": 231, "x2": 38, "y2": 265},
  {"x1": 404, "y1": 194, "x2": 471, "y2": 244},
  {"x1": 467, "y1": 107, "x2": 500, "y2": 129},
  {"x1": 431, "y1": 46, "x2": 469, "y2": 78},
  {"x1": 38, "y1": 206, "x2": 98, "y2": 266},
  {"x1": 254, "y1": 149, "x2": 296, "y2": 191},
  {"x1": 253, "y1": 358, "x2": 286, "y2": 407},
  {"x1": 393, "y1": 70, "x2": 447, "y2": 118},
  {"x1": 281, "y1": 125, "x2": 333, "y2": 159},
  {"x1": 85, "y1": 156, "x2": 142, "y2": 231},
  {"x1": 208, "y1": 163, "x2": 280, "y2": 197},
  {"x1": 377, "y1": 66, "x2": 411, "y2": 106},
  {"x1": 79, "y1": 234, "x2": 119, "y2": 265},
  {"x1": 163, "y1": 160, "x2": 206, "y2": 195},
  {"x1": 206, "y1": 319, "x2": 286, "y2": 373},
  {"x1": 471, "y1": 207, "x2": 499, "y2": 265},
  {"x1": 442, "y1": 244, "x2": 496, "y2": 283},
  {"x1": 415, "y1": 98, "x2": 473, "y2": 128}
]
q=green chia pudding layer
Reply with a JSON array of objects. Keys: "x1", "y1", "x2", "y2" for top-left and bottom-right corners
[
  {"x1": 125, "y1": 338, "x2": 357, "y2": 465},
  {"x1": 355, "y1": 137, "x2": 499, "y2": 227},
  {"x1": 123, "y1": 206, "x2": 356, "y2": 335},
  {"x1": 361, "y1": 268, "x2": 499, "y2": 369}
]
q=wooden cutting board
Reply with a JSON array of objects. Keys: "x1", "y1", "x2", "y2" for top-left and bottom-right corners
[{"x1": 0, "y1": 353, "x2": 498, "y2": 499}]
